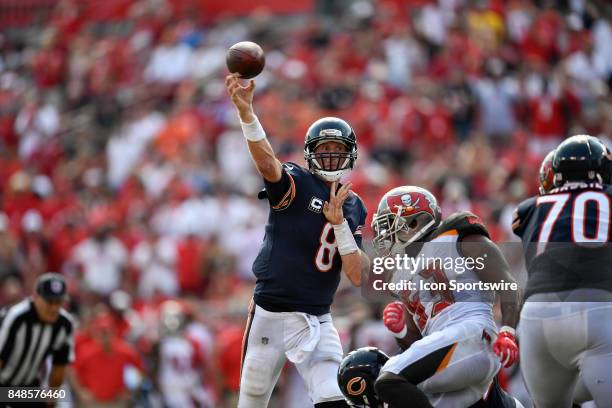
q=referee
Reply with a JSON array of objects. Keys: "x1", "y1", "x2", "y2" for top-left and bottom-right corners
[{"x1": 0, "y1": 273, "x2": 75, "y2": 406}]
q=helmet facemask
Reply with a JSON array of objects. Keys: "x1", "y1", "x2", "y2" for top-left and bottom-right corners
[
  {"x1": 372, "y1": 209, "x2": 437, "y2": 257},
  {"x1": 304, "y1": 130, "x2": 357, "y2": 182},
  {"x1": 553, "y1": 170, "x2": 603, "y2": 187}
]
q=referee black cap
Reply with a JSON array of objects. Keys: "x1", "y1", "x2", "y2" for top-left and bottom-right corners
[{"x1": 36, "y1": 273, "x2": 67, "y2": 301}]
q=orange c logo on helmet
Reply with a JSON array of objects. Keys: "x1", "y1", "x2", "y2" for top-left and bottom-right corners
[{"x1": 346, "y1": 377, "x2": 366, "y2": 396}]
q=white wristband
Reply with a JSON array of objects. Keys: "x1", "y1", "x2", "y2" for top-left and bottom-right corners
[
  {"x1": 499, "y1": 326, "x2": 515, "y2": 336},
  {"x1": 240, "y1": 115, "x2": 266, "y2": 142},
  {"x1": 333, "y1": 219, "x2": 359, "y2": 256}
]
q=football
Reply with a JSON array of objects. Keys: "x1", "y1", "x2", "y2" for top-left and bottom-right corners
[{"x1": 226, "y1": 41, "x2": 265, "y2": 79}]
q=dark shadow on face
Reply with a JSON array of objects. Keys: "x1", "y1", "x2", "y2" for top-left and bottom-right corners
[{"x1": 32, "y1": 294, "x2": 63, "y2": 323}]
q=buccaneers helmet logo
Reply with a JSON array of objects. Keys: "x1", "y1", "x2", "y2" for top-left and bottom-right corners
[{"x1": 386, "y1": 192, "x2": 434, "y2": 217}]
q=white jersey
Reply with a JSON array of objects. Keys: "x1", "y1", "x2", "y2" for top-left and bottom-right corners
[
  {"x1": 158, "y1": 334, "x2": 203, "y2": 390},
  {"x1": 389, "y1": 230, "x2": 496, "y2": 336}
]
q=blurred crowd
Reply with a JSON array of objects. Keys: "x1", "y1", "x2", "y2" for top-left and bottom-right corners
[{"x1": 0, "y1": 0, "x2": 610, "y2": 406}]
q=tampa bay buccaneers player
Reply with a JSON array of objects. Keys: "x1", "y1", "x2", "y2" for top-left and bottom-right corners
[
  {"x1": 151, "y1": 301, "x2": 216, "y2": 408},
  {"x1": 368, "y1": 186, "x2": 521, "y2": 407},
  {"x1": 538, "y1": 150, "x2": 555, "y2": 195},
  {"x1": 225, "y1": 73, "x2": 369, "y2": 408},
  {"x1": 513, "y1": 135, "x2": 612, "y2": 408}
]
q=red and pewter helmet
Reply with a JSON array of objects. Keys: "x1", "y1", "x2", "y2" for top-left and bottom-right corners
[
  {"x1": 371, "y1": 186, "x2": 442, "y2": 256},
  {"x1": 539, "y1": 150, "x2": 555, "y2": 195}
]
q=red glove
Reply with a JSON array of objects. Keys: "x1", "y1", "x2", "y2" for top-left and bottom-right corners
[
  {"x1": 383, "y1": 301, "x2": 407, "y2": 337},
  {"x1": 493, "y1": 326, "x2": 519, "y2": 368}
]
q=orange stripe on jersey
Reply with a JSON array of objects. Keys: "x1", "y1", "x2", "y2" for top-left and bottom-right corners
[
  {"x1": 438, "y1": 229, "x2": 458, "y2": 237},
  {"x1": 435, "y1": 342, "x2": 458, "y2": 373},
  {"x1": 511, "y1": 209, "x2": 520, "y2": 230},
  {"x1": 272, "y1": 173, "x2": 296, "y2": 211}
]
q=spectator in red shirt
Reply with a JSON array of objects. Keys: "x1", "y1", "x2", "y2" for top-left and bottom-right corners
[
  {"x1": 30, "y1": 29, "x2": 66, "y2": 89},
  {"x1": 72, "y1": 313, "x2": 143, "y2": 407},
  {"x1": 176, "y1": 234, "x2": 206, "y2": 295},
  {"x1": 216, "y1": 318, "x2": 245, "y2": 407}
]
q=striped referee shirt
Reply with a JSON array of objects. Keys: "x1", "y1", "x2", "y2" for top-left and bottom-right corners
[{"x1": 0, "y1": 298, "x2": 75, "y2": 387}]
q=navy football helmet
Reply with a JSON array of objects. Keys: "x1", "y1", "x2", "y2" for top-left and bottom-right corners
[
  {"x1": 337, "y1": 347, "x2": 389, "y2": 407},
  {"x1": 304, "y1": 117, "x2": 357, "y2": 182},
  {"x1": 553, "y1": 135, "x2": 612, "y2": 186}
]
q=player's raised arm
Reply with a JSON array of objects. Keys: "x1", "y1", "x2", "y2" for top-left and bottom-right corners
[{"x1": 225, "y1": 74, "x2": 282, "y2": 182}]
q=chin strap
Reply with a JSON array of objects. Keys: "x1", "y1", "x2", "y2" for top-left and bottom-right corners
[{"x1": 313, "y1": 168, "x2": 348, "y2": 182}]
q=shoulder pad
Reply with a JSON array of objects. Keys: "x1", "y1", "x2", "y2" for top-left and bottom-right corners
[
  {"x1": 351, "y1": 191, "x2": 368, "y2": 225},
  {"x1": 512, "y1": 196, "x2": 537, "y2": 236},
  {"x1": 436, "y1": 211, "x2": 489, "y2": 239},
  {"x1": 349, "y1": 190, "x2": 366, "y2": 209},
  {"x1": 282, "y1": 162, "x2": 309, "y2": 178},
  {"x1": 257, "y1": 162, "x2": 306, "y2": 201}
]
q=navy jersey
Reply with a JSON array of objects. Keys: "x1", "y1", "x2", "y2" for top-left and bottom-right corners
[
  {"x1": 513, "y1": 182, "x2": 612, "y2": 298},
  {"x1": 252, "y1": 162, "x2": 367, "y2": 315}
]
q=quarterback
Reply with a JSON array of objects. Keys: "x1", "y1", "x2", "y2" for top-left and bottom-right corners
[{"x1": 225, "y1": 73, "x2": 369, "y2": 408}]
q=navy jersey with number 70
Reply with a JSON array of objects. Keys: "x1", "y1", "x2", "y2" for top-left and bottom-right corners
[
  {"x1": 252, "y1": 162, "x2": 367, "y2": 315},
  {"x1": 513, "y1": 182, "x2": 612, "y2": 298}
]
